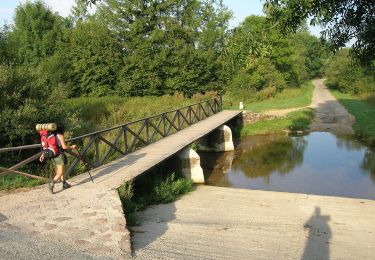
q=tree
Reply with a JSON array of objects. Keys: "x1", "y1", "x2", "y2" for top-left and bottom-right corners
[
  {"x1": 10, "y1": 1, "x2": 65, "y2": 66},
  {"x1": 98, "y1": 0, "x2": 230, "y2": 96},
  {"x1": 58, "y1": 20, "x2": 123, "y2": 97},
  {"x1": 0, "y1": 24, "x2": 11, "y2": 64},
  {"x1": 324, "y1": 49, "x2": 375, "y2": 94},
  {"x1": 221, "y1": 16, "x2": 312, "y2": 88},
  {"x1": 265, "y1": 0, "x2": 375, "y2": 66}
]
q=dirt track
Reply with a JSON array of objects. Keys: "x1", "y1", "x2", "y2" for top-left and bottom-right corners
[
  {"x1": 264, "y1": 79, "x2": 355, "y2": 135},
  {"x1": 308, "y1": 79, "x2": 355, "y2": 134}
]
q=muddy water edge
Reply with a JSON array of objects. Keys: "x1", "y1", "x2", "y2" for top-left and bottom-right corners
[{"x1": 199, "y1": 132, "x2": 375, "y2": 200}]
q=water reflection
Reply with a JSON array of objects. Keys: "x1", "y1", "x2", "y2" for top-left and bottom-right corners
[
  {"x1": 203, "y1": 132, "x2": 375, "y2": 199},
  {"x1": 361, "y1": 150, "x2": 375, "y2": 183},
  {"x1": 232, "y1": 136, "x2": 307, "y2": 183}
]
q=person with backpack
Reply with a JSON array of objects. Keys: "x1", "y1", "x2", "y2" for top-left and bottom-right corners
[{"x1": 39, "y1": 124, "x2": 77, "y2": 194}]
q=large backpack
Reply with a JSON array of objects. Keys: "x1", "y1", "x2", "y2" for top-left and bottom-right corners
[{"x1": 40, "y1": 130, "x2": 60, "y2": 159}]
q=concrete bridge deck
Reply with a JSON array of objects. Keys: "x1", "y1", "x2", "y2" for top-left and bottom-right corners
[{"x1": 0, "y1": 110, "x2": 242, "y2": 259}]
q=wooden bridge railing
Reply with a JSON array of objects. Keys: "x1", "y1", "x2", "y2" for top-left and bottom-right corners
[{"x1": 0, "y1": 97, "x2": 222, "y2": 180}]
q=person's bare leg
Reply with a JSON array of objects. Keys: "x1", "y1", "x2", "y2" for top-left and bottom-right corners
[{"x1": 54, "y1": 165, "x2": 64, "y2": 182}]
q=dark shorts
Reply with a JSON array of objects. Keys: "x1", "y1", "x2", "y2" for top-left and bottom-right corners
[{"x1": 53, "y1": 153, "x2": 67, "y2": 166}]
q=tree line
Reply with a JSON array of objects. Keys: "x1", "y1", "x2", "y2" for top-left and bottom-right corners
[{"x1": 0, "y1": 0, "x2": 372, "y2": 148}]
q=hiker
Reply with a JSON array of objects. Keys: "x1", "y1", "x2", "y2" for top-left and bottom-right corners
[{"x1": 39, "y1": 124, "x2": 77, "y2": 193}]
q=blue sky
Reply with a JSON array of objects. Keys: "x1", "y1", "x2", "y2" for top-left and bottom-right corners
[{"x1": 0, "y1": 0, "x2": 322, "y2": 37}]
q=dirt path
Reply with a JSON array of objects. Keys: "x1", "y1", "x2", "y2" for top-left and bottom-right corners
[
  {"x1": 263, "y1": 106, "x2": 309, "y2": 117},
  {"x1": 308, "y1": 79, "x2": 355, "y2": 134},
  {"x1": 263, "y1": 79, "x2": 355, "y2": 135}
]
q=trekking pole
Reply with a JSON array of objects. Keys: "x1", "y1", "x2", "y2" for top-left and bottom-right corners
[{"x1": 75, "y1": 147, "x2": 94, "y2": 183}]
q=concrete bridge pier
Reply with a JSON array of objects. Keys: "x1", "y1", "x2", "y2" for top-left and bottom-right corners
[
  {"x1": 197, "y1": 125, "x2": 234, "y2": 152},
  {"x1": 177, "y1": 148, "x2": 205, "y2": 184}
]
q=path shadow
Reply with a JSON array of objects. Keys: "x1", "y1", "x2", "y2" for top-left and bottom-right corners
[
  {"x1": 302, "y1": 207, "x2": 331, "y2": 260},
  {"x1": 0, "y1": 212, "x2": 7, "y2": 222}
]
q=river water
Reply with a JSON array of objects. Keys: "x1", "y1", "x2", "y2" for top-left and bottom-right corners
[{"x1": 200, "y1": 132, "x2": 375, "y2": 200}]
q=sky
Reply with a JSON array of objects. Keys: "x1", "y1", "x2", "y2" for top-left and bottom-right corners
[{"x1": 0, "y1": 0, "x2": 322, "y2": 37}]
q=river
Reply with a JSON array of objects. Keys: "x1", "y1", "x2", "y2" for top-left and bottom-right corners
[{"x1": 201, "y1": 132, "x2": 375, "y2": 200}]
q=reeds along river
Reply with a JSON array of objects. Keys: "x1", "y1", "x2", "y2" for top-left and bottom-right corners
[{"x1": 200, "y1": 132, "x2": 375, "y2": 200}]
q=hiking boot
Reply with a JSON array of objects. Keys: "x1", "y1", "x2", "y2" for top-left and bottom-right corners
[
  {"x1": 48, "y1": 181, "x2": 54, "y2": 194},
  {"x1": 62, "y1": 181, "x2": 72, "y2": 189}
]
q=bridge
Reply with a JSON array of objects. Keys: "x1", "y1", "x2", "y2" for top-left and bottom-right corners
[{"x1": 0, "y1": 97, "x2": 243, "y2": 258}]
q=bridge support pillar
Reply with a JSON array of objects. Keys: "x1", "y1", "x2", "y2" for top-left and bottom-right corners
[
  {"x1": 197, "y1": 125, "x2": 234, "y2": 152},
  {"x1": 177, "y1": 148, "x2": 205, "y2": 184}
]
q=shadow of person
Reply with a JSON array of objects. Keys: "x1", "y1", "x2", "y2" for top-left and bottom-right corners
[{"x1": 302, "y1": 207, "x2": 331, "y2": 260}]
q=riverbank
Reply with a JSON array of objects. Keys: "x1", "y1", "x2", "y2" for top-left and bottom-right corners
[
  {"x1": 235, "y1": 81, "x2": 315, "y2": 136},
  {"x1": 332, "y1": 91, "x2": 375, "y2": 146}
]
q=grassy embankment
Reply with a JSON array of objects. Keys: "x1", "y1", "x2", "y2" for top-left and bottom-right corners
[
  {"x1": 331, "y1": 91, "x2": 375, "y2": 146},
  {"x1": 227, "y1": 82, "x2": 315, "y2": 136}
]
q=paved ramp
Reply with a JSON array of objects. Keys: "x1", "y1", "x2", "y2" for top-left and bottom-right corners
[{"x1": 133, "y1": 186, "x2": 375, "y2": 259}]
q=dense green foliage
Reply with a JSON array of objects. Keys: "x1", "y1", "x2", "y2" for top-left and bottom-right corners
[
  {"x1": 220, "y1": 15, "x2": 327, "y2": 100},
  {"x1": 265, "y1": 0, "x2": 375, "y2": 66},
  {"x1": 0, "y1": 0, "x2": 329, "y2": 150},
  {"x1": 10, "y1": 1, "x2": 65, "y2": 66},
  {"x1": 325, "y1": 49, "x2": 375, "y2": 95}
]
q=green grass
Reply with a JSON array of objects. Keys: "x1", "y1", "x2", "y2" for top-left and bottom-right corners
[
  {"x1": 240, "y1": 109, "x2": 314, "y2": 136},
  {"x1": 331, "y1": 91, "x2": 375, "y2": 146},
  {"x1": 224, "y1": 82, "x2": 314, "y2": 112},
  {"x1": 0, "y1": 174, "x2": 44, "y2": 190}
]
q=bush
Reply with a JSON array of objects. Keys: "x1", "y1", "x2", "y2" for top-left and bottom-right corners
[
  {"x1": 325, "y1": 49, "x2": 375, "y2": 95},
  {"x1": 118, "y1": 171, "x2": 193, "y2": 226},
  {"x1": 228, "y1": 58, "x2": 286, "y2": 95}
]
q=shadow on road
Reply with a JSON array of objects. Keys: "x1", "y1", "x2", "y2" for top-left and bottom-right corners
[
  {"x1": 72, "y1": 152, "x2": 147, "y2": 186},
  {"x1": 0, "y1": 212, "x2": 7, "y2": 222},
  {"x1": 302, "y1": 207, "x2": 331, "y2": 260},
  {"x1": 131, "y1": 202, "x2": 176, "y2": 254}
]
